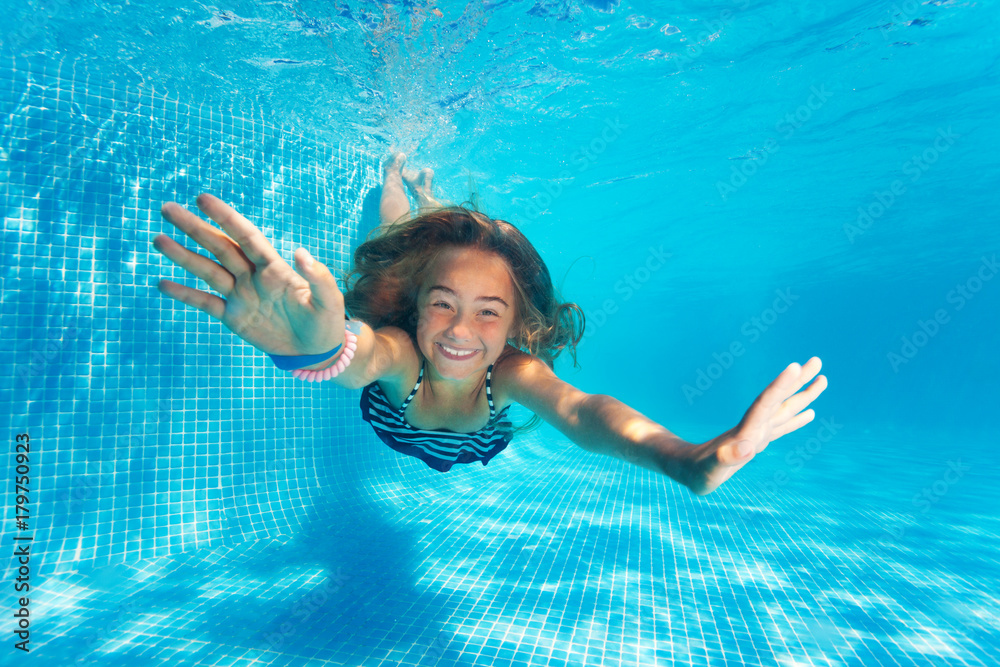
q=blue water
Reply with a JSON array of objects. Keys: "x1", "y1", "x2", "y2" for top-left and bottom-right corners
[{"x1": 1, "y1": 1, "x2": 998, "y2": 665}]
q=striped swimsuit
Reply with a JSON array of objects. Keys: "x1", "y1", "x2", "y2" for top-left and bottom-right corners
[{"x1": 360, "y1": 360, "x2": 514, "y2": 472}]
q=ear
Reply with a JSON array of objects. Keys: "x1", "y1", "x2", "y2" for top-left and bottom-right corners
[
  {"x1": 506, "y1": 322, "x2": 522, "y2": 346},
  {"x1": 505, "y1": 316, "x2": 517, "y2": 337}
]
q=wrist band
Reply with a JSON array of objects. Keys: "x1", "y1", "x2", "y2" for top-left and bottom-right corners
[
  {"x1": 266, "y1": 317, "x2": 353, "y2": 371},
  {"x1": 291, "y1": 328, "x2": 358, "y2": 382},
  {"x1": 268, "y1": 344, "x2": 342, "y2": 371}
]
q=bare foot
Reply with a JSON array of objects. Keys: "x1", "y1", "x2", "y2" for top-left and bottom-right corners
[
  {"x1": 680, "y1": 357, "x2": 829, "y2": 496},
  {"x1": 401, "y1": 164, "x2": 441, "y2": 209},
  {"x1": 382, "y1": 151, "x2": 407, "y2": 179}
]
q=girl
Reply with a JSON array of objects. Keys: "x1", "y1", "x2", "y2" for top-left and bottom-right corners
[{"x1": 152, "y1": 153, "x2": 827, "y2": 494}]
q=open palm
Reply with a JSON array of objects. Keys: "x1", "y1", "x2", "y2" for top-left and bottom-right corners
[
  {"x1": 687, "y1": 357, "x2": 829, "y2": 495},
  {"x1": 153, "y1": 193, "x2": 345, "y2": 356}
]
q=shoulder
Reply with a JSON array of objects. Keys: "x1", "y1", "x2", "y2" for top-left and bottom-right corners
[
  {"x1": 489, "y1": 346, "x2": 557, "y2": 409},
  {"x1": 372, "y1": 324, "x2": 419, "y2": 365},
  {"x1": 353, "y1": 322, "x2": 421, "y2": 395},
  {"x1": 490, "y1": 346, "x2": 591, "y2": 426}
]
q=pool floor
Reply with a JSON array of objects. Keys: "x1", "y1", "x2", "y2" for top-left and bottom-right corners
[{"x1": 31, "y1": 430, "x2": 999, "y2": 667}]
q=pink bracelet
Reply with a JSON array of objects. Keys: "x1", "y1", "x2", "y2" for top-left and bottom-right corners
[{"x1": 290, "y1": 329, "x2": 358, "y2": 382}]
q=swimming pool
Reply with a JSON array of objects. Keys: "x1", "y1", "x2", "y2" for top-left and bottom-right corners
[{"x1": 2, "y1": 1, "x2": 998, "y2": 665}]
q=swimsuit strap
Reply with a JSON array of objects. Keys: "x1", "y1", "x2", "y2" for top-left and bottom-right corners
[
  {"x1": 400, "y1": 359, "x2": 424, "y2": 415},
  {"x1": 401, "y1": 360, "x2": 497, "y2": 421},
  {"x1": 486, "y1": 363, "x2": 496, "y2": 418}
]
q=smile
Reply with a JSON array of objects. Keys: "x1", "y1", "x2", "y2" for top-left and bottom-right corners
[{"x1": 436, "y1": 342, "x2": 479, "y2": 360}]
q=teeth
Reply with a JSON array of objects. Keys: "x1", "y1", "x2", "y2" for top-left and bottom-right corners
[{"x1": 440, "y1": 343, "x2": 476, "y2": 357}]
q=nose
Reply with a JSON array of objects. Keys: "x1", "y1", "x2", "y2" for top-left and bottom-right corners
[{"x1": 444, "y1": 311, "x2": 475, "y2": 342}]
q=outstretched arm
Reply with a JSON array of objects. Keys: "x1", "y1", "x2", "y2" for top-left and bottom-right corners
[
  {"x1": 154, "y1": 194, "x2": 427, "y2": 392},
  {"x1": 155, "y1": 193, "x2": 346, "y2": 371},
  {"x1": 505, "y1": 354, "x2": 828, "y2": 496},
  {"x1": 504, "y1": 354, "x2": 697, "y2": 484}
]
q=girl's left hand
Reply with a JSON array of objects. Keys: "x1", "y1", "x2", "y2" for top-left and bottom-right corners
[{"x1": 686, "y1": 357, "x2": 828, "y2": 495}]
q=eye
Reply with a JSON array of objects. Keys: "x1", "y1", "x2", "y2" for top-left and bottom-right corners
[{"x1": 433, "y1": 302, "x2": 498, "y2": 317}]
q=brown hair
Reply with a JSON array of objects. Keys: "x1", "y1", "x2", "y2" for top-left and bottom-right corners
[{"x1": 339, "y1": 202, "x2": 585, "y2": 437}]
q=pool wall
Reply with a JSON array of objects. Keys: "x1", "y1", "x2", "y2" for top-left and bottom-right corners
[{"x1": 0, "y1": 53, "x2": 403, "y2": 576}]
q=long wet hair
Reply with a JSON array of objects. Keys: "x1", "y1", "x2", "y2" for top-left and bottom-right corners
[{"x1": 340, "y1": 198, "x2": 585, "y2": 437}]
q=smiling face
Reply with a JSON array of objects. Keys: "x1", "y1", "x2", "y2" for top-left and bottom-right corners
[{"x1": 415, "y1": 245, "x2": 518, "y2": 382}]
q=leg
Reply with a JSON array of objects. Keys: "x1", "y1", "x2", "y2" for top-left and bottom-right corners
[
  {"x1": 379, "y1": 152, "x2": 446, "y2": 235},
  {"x1": 401, "y1": 165, "x2": 444, "y2": 212},
  {"x1": 379, "y1": 152, "x2": 412, "y2": 233}
]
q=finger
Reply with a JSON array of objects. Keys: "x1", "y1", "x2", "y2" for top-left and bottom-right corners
[
  {"x1": 156, "y1": 278, "x2": 226, "y2": 320},
  {"x1": 195, "y1": 193, "x2": 283, "y2": 267},
  {"x1": 791, "y1": 357, "x2": 823, "y2": 394},
  {"x1": 757, "y1": 357, "x2": 823, "y2": 410},
  {"x1": 777, "y1": 374, "x2": 828, "y2": 422},
  {"x1": 153, "y1": 233, "x2": 236, "y2": 295},
  {"x1": 161, "y1": 201, "x2": 254, "y2": 277},
  {"x1": 770, "y1": 408, "x2": 815, "y2": 441},
  {"x1": 294, "y1": 248, "x2": 343, "y2": 310}
]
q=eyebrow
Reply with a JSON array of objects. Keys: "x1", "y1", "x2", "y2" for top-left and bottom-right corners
[{"x1": 427, "y1": 285, "x2": 510, "y2": 309}]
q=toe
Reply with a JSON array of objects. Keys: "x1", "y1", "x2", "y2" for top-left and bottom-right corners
[
  {"x1": 420, "y1": 167, "x2": 434, "y2": 188},
  {"x1": 383, "y1": 152, "x2": 406, "y2": 172}
]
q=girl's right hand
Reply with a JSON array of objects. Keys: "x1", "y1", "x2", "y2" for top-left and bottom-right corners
[{"x1": 153, "y1": 193, "x2": 346, "y2": 360}]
